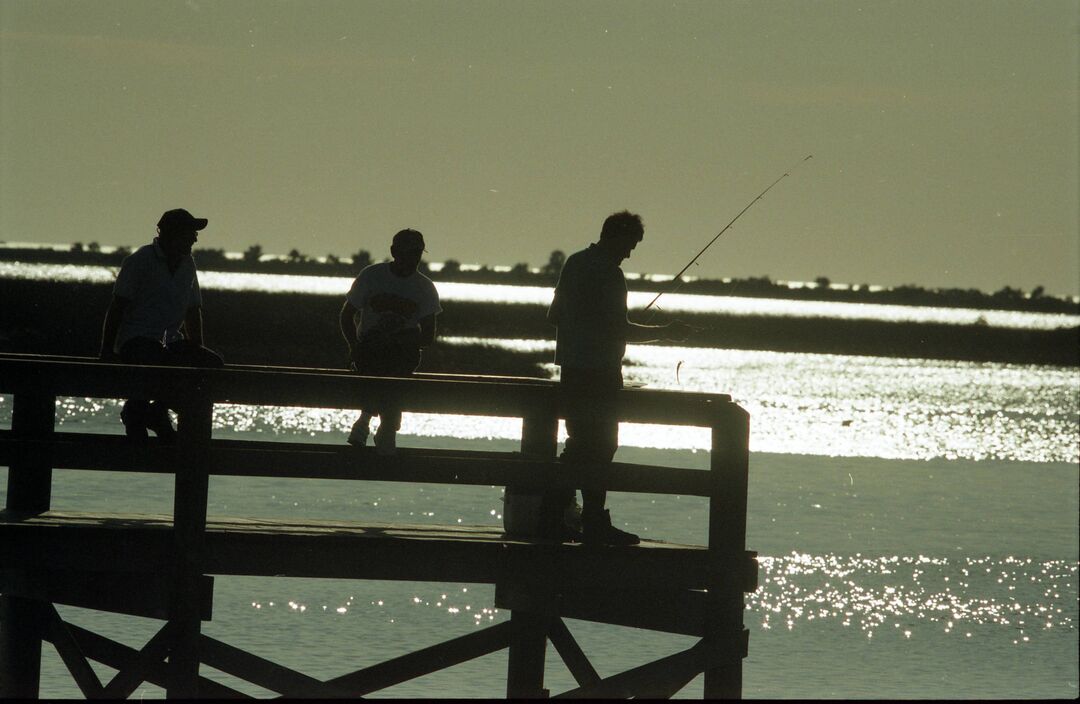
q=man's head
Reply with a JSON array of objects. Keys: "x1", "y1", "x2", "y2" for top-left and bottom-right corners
[
  {"x1": 157, "y1": 208, "x2": 208, "y2": 258},
  {"x1": 599, "y1": 210, "x2": 644, "y2": 263},
  {"x1": 389, "y1": 228, "x2": 425, "y2": 275}
]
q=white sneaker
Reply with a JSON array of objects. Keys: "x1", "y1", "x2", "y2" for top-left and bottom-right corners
[
  {"x1": 374, "y1": 429, "x2": 397, "y2": 456},
  {"x1": 347, "y1": 419, "x2": 370, "y2": 447}
]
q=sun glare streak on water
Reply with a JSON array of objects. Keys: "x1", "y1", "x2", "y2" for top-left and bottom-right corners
[{"x1": 3, "y1": 262, "x2": 1076, "y2": 329}]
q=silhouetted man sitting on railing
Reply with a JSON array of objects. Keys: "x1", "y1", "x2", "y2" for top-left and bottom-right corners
[
  {"x1": 548, "y1": 210, "x2": 691, "y2": 545},
  {"x1": 99, "y1": 208, "x2": 224, "y2": 442},
  {"x1": 339, "y1": 229, "x2": 442, "y2": 455}
]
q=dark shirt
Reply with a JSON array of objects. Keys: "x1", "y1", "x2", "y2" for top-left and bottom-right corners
[{"x1": 548, "y1": 243, "x2": 628, "y2": 370}]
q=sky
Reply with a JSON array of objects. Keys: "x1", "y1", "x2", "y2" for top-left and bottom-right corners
[{"x1": 1, "y1": 0, "x2": 1077, "y2": 296}]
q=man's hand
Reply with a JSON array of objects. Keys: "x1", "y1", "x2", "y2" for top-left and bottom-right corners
[
  {"x1": 391, "y1": 323, "x2": 422, "y2": 346},
  {"x1": 346, "y1": 343, "x2": 361, "y2": 371}
]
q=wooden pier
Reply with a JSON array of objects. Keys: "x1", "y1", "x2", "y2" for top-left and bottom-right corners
[{"x1": 0, "y1": 353, "x2": 755, "y2": 699}]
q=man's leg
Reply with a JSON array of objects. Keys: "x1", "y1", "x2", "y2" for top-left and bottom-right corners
[
  {"x1": 165, "y1": 339, "x2": 225, "y2": 368},
  {"x1": 350, "y1": 346, "x2": 381, "y2": 448},
  {"x1": 373, "y1": 407, "x2": 401, "y2": 455},
  {"x1": 373, "y1": 354, "x2": 416, "y2": 455},
  {"x1": 354, "y1": 344, "x2": 409, "y2": 455},
  {"x1": 142, "y1": 341, "x2": 225, "y2": 442},
  {"x1": 119, "y1": 338, "x2": 172, "y2": 441},
  {"x1": 560, "y1": 367, "x2": 637, "y2": 545},
  {"x1": 564, "y1": 413, "x2": 615, "y2": 512},
  {"x1": 348, "y1": 412, "x2": 373, "y2": 447}
]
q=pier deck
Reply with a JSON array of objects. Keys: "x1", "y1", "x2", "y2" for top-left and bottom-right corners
[{"x1": 1, "y1": 353, "x2": 754, "y2": 698}]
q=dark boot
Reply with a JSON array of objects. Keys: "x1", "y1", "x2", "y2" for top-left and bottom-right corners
[
  {"x1": 145, "y1": 402, "x2": 176, "y2": 444},
  {"x1": 582, "y1": 509, "x2": 640, "y2": 546},
  {"x1": 120, "y1": 400, "x2": 149, "y2": 442}
]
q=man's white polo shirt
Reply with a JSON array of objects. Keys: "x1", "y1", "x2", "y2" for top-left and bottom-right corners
[{"x1": 112, "y1": 239, "x2": 202, "y2": 352}]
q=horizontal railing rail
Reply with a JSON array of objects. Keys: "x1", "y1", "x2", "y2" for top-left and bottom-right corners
[
  {"x1": 0, "y1": 353, "x2": 732, "y2": 427},
  {"x1": 0, "y1": 434, "x2": 716, "y2": 496}
]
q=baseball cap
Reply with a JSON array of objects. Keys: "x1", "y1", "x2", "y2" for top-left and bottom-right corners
[
  {"x1": 392, "y1": 228, "x2": 425, "y2": 252},
  {"x1": 157, "y1": 208, "x2": 208, "y2": 231}
]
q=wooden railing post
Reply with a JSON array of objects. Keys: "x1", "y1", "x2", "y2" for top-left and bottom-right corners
[
  {"x1": 506, "y1": 607, "x2": 550, "y2": 699},
  {"x1": 167, "y1": 393, "x2": 213, "y2": 698},
  {"x1": 6, "y1": 392, "x2": 55, "y2": 513},
  {"x1": 704, "y1": 403, "x2": 750, "y2": 699},
  {"x1": 0, "y1": 391, "x2": 55, "y2": 698},
  {"x1": 503, "y1": 410, "x2": 558, "y2": 698},
  {"x1": 524, "y1": 411, "x2": 565, "y2": 538},
  {"x1": 504, "y1": 403, "x2": 563, "y2": 538}
]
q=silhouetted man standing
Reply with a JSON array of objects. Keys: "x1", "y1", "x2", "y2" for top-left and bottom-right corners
[
  {"x1": 100, "y1": 208, "x2": 223, "y2": 441},
  {"x1": 548, "y1": 210, "x2": 690, "y2": 544},
  {"x1": 339, "y1": 229, "x2": 441, "y2": 455}
]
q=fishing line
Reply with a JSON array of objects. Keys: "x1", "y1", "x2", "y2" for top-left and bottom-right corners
[
  {"x1": 643, "y1": 154, "x2": 814, "y2": 322},
  {"x1": 638, "y1": 154, "x2": 814, "y2": 386}
]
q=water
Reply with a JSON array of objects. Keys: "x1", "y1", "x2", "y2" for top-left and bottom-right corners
[{"x1": 1, "y1": 270, "x2": 1078, "y2": 698}]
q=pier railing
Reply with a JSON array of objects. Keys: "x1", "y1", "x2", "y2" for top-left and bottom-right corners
[{"x1": 0, "y1": 352, "x2": 753, "y2": 699}]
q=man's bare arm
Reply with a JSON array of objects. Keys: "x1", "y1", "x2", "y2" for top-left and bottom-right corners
[
  {"x1": 546, "y1": 289, "x2": 562, "y2": 326},
  {"x1": 418, "y1": 314, "x2": 437, "y2": 347},
  {"x1": 100, "y1": 295, "x2": 129, "y2": 359},
  {"x1": 340, "y1": 301, "x2": 359, "y2": 354},
  {"x1": 625, "y1": 318, "x2": 693, "y2": 344},
  {"x1": 183, "y1": 305, "x2": 205, "y2": 346}
]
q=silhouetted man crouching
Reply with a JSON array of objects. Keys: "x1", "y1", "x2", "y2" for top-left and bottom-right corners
[{"x1": 339, "y1": 229, "x2": 441, "y2": 455}]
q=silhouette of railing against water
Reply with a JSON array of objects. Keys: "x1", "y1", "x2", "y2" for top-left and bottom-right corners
[{"x1": 0, "y1": 353, "x2": 755, "y2": 699}]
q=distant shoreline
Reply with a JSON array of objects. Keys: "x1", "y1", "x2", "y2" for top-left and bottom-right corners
[
  {"x1": 2, "y1": 278, "x2": 1076, "y2": 370},
  {"x1": 2, "y1": 244, "x2": 1076, "y2": 316}
]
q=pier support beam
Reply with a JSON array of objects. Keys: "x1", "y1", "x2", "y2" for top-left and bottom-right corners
[
  {"x1": 705, "y1": 404, "x2": 750, "y2": 699},
  {"x1": 6, "y1": 392, "x2": 55, "y2": 512},
  {"x1": 167, "y1": 396, "x2": 213, "y2": 698},
  {"x1": 0, "y1": 596, "x2": 47, "y2": 698},
  {"x1": 0, "y1": 392, "x2": 56, "y2": 697},
  {"x1": 506, "y1": 608, "x2": 550, "y2": 698}
]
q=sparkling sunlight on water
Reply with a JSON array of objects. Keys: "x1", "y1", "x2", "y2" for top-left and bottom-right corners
[{"x1": 4, "y1": 339, "x2": 1076, "y2": 464}]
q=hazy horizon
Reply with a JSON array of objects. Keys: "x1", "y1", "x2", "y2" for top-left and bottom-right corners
[
  {"x1": 4, "y1": 238, "x2": 1079, "y2": 301},
  {"x1": 2, "y1": 1, "x2": 1077, "y2": 296}
]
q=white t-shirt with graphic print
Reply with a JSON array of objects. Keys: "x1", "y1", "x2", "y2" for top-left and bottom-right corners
[{"x1": 345, "y1": 262, "x2": 442, "y2": 341}]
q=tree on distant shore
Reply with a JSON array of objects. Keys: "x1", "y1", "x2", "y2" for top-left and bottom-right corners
[
  {"x1": 510, "y1": 262, "x2": 530, "y2": 277},
  {"x1": 442, "y1": 259, "x2": 461, "y2": 275},
  {"x1": 195, "y1": 248, "x2": 227, "y2": 267},
  {"x1": 71, "y1": 242, "x2": 84, "y2": 253},
  {"x1": 351, "y1": 250, "x2": 371, "y2": 271},
  {"x1": 287, "y1": 248, "x2": 307, "y2": 263},
  {"x1": 243, "y1": 244, "x2": 263, "y2": 264},
  {"x1": 542, "y1": 250, "x2": 565, "y2": 278}
]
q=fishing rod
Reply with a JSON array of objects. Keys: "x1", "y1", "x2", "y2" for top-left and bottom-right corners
[{"x1": 643, "y1": 154, "x2": 814, "y2": 315}]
